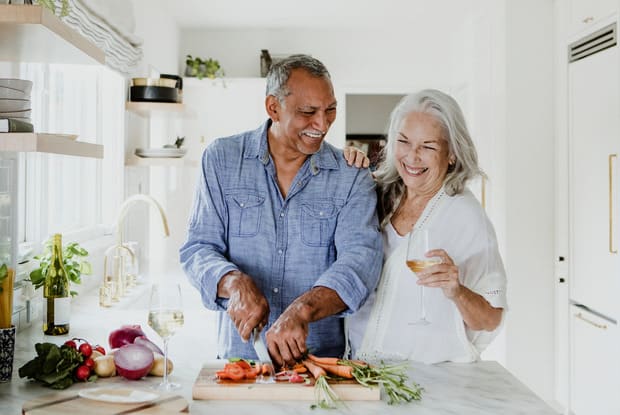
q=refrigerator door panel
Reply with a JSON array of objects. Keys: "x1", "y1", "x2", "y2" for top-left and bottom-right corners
[
  {"x1": 569, "y1": 43, "x2": 619, "y2": 320},
  {"x1": 570, "y1": 305, "x2": 620, "y2": 414}
]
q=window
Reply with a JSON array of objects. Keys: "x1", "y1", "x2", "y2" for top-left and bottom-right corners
[{"x1": 17, "y1": 63, "x2": 125, "y2": 247}]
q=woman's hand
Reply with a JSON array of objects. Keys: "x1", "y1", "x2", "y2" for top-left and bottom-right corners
[
  {"x1": 343, "y1": 146, "x2": 370, "y2": 168},
  {"x1": 415, "y1": 249, "x2": 463, "y2": 299}
]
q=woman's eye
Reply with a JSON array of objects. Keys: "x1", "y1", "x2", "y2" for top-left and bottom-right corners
[{"x1": 423, "y1": 146, "x2": 437, "y2": 151}]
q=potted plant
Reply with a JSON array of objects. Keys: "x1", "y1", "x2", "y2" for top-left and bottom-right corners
[
  {"x1": 29, "y1": 237, "x2": 92, "y2": 297},
  {"x1": 185, "y1": 55, "x2": 225, "y2": 80},
  {"x1": 33, "y1": 0, "x2": 70, "y2": 17}
]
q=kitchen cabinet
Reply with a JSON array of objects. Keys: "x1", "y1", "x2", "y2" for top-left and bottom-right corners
[
  {"x1": 569, "y1": 0, "x2": 618, "y2": 35},
  {"x1": 570, "y1": 305, "x2": 619, "y2": 414}
]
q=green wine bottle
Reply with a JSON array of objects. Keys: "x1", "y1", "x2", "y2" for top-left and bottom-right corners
[{"x1": 42, "y1": 234, "x2": 70, "y2": 335}]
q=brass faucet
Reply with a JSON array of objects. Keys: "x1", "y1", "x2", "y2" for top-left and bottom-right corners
[{"x1": 101, "y1": 194, "x2": 170, "y2": 306}]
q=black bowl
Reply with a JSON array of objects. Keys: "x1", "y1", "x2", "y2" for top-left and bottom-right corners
[{"x1": 130, "y1": 85, "x2": 178, "y2": 103}]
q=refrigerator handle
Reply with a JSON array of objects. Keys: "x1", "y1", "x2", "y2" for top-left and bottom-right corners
[
  {"x1": 609, "y1": 154, "x2": 617, "y2": 254},
  {"x1": 575, "y1": 312, "x2": 608, "y2": 330}
]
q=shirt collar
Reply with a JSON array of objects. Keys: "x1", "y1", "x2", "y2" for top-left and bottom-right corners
[{"x1": 245, "y1": 119, "x2": 340, "y2": 174}]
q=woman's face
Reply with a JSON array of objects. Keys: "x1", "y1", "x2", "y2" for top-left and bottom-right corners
[{"x1": 394, "y1": 111, "x2": 452, "y2": 196}]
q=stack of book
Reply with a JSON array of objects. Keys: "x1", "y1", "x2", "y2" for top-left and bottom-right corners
[{"x1": 0, "y1": 79, "x2": 33, "y2": 133}]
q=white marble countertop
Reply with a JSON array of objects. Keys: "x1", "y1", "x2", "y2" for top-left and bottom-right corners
[{"x1": 0, "y1": 279, "x2": 558, "y2": 414}]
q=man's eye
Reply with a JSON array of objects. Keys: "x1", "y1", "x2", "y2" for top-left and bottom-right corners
[{"x1": 300, "y1": 111, "x2": 315, "y2": 116}]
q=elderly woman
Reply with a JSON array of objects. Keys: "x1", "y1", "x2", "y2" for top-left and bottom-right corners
[{"x1": 346, "y1": 89, "x2": 507, "y2": 364}]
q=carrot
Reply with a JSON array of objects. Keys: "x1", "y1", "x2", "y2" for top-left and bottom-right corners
[
  {"x1": 292, "y1": 363, "x2": 308, "y2": 374},
  {"x1": 311, "y1": 363, "x2": 354, "y2": 379},
  {"x1": 307, "y1": 354, "x2": 341, "y2": 366},
  {"x1": 302, "y1": 359, "x2": 327, "y2": 380}
]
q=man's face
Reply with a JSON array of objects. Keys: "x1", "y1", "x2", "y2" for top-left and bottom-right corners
[{"x1": 270, "y1": 69, "x2": 337, "y2": 156}]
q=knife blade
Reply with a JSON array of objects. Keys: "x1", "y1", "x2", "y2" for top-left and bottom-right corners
[{"x1": 252, "y1": 327, "x2": 275, "y2": 383}]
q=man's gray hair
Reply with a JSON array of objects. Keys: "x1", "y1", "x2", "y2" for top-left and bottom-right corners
[
  {"x1": 374, "y1": 89, "x2": 484, "y2": 225},
  {"x1": 265, "y1": 54, "x2": 331, "y2": 102}
]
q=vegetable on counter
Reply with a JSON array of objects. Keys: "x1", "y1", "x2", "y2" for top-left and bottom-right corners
[
  {"x1": 108, "y1": 324, "x2": 147, "y2": 348},
  {"x1": 113, "y1": 344, "x2": 154, "y2": 380},
  {"x1": 18, "y1": 340, "x2": 98, "y2": 389}
]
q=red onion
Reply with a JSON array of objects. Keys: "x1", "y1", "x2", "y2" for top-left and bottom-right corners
[
  {"x1": 108, "y1": 325, "x2": 146, "y2": 349},
  {"x1": 113, "y1": 344, "x2": 154, "y2": 380},
  {"x1": 134, "y1": 336, "x2": 164, "y2": 355}
]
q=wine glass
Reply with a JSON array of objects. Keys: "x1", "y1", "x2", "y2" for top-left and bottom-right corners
[
  {"x1": 148, "y1": 282, "x2": 184, "y2": 391},
  {"x1": 406, "y1": 228, "x2": 440, "y2": 325}
]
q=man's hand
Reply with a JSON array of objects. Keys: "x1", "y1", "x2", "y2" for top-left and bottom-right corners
[
  {"x1": 265, "y1": 286, "x2": 347, "y2": 367},
  {"x1": 266, "y1": 307, "x2": 308, "y2": 366},
  {"x1": 218, "y1": 271, "x2": 270, "y2": 342}
]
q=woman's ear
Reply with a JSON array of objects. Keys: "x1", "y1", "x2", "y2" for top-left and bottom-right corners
[{"x1": 265, "y1": 95, "x2": 280, "y2": 121}]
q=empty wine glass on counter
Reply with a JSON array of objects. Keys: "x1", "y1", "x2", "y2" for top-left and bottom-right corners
[
  {"x1": 147, "y1": 282, "x2": 184, "y2": 390},
  {"x1": 406, "y1": 228, "x2": 440, "y2": 325}
]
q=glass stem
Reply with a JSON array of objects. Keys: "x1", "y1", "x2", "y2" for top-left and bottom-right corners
[
  {"x1": 420, "y1": 286, "x2": 426, "y2": 320},
  {"x1": 162, "y1": 338, "x2": 169, "y2": 386}
]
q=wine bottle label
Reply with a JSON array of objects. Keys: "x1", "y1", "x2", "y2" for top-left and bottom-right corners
[{"x1": 53, "y1": 297, "x2": 71, "y2": 325}]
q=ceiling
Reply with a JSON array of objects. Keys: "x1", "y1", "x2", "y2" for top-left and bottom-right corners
[{"x1": 157, "y1": 0, "x2": 485, "y2": 30}]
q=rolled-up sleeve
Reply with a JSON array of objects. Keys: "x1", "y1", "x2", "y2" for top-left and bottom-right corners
[
  {"x1": 313, "y1": 169, "x2": 383, "y2": 313},
  {"x1": 179, "y1": 144, "x2": 238, "y2": 310}
]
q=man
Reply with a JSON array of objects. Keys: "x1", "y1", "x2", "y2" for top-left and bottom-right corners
[{"x1": 180, "y1": 55, "x2": 382, "y2": 366}]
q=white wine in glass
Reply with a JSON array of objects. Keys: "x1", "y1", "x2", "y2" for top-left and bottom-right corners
[
  {"x1": 406, "y1": 228, "x2": 440, "y2": 325},
  {"x1": 148, "y1": 282, "x2": 184, "y2": 391}
]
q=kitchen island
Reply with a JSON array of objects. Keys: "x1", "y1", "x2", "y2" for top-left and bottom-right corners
[{"x1": 0, "y1": 279, "x2": 558, "y2": 414}]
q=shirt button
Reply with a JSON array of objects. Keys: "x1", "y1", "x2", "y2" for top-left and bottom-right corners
[
  {"x1": 273, "y1": 287, "x2": 279, "y2": 293},
  {"x1": 240, "y1": 203, "x2": 245, "y2": 208},
  {"x1": 280, "y1": 212, "x2": 285, "y2": 218},
  {"x1": 277, "y1": 249, "x2": 283, "y2": 254},
  {"x1": 319, "y1": 211, "x2": 324, "y2": 216}
]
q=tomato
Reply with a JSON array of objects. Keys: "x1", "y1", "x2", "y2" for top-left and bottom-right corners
[
  {"x1": 84, "y1": 357, "x2": 95, "y2": 369},
  {"x1": 93, "y1": 345, "x2": 106, "y2": 355},
  {"x1": 225, "y1": 365, "x2": 245, "y2": 381},
  {"x1": 75, "y1": 365, "x2": 91, "y2": 381},
  {"x1": 234, "y1": 360, "x2": 252, "y2": 371},
  {"x1": 79, "y1": 343, "x2": 93, "y2": 358},
  {"x1": 64, "y1": 340, "x2": 77, "y2": 349}
]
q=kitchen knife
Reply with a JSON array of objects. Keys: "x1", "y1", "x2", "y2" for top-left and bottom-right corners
[{"x1": 252, "y1": 327, "x2": 275, "y2": 383}]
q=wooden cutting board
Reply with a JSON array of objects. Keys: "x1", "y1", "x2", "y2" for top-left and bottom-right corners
[
  {"x1": 22, "y1": 389, "x2": 189, "y2": 414},
  {"x1": 192, "y1": 363, "x2": 380, "y2": 401}
]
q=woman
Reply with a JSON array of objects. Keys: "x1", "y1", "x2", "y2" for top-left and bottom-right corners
[{"x1": 346, "y1": 89, "x2": 507, "y2": 364}]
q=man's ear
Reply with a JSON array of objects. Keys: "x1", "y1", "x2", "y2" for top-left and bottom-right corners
[{"x1": 266, "y1": 95, "x2": 280, "y2": 121}]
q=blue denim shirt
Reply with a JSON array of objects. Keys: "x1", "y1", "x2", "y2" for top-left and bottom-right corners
[{"x1": 180, "y1": 120, "x2": 383, "y2": 359}]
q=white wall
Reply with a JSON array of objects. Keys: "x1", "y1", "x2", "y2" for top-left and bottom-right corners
[
  {"x1": 503, "y1": 0, "x2": 556, "y2": 406},
  {"x1": 124, "y1": 0, "x2": 182, "y2": 277}
]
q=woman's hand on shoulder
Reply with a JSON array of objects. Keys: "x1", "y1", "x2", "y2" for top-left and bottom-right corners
[
  {"x1": 415, "y1": 249, "x2": 463, "y2": 299},
  {"x1": 343, "y1": 146, "x2": 370, "y2": 168}
]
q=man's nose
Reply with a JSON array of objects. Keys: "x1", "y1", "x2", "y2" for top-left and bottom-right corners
[{"x1": 312, "y1": 112, "x2": 329, "y2": 133}]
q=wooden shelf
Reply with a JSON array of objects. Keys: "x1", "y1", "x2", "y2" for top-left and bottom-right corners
[
  {"x1": 0, "y1": 133, "x2": 103, "y2": 158},
  {"x1": 125, "y1": 155, "x2": 197, "y2": 167},
  {"x1": 0, "y1": 5, "x2": 105, "y2": 65},
  {"x1": 125, "y1": 102, "x2": 185, "y2": 117}
]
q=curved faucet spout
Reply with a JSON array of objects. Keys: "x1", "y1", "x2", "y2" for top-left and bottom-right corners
[{"x1": 116, "y1": 194, "x2": 170, "y2": 246}]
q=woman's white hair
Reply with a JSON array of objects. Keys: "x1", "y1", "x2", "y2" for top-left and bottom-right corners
[{"x1": 374, "y1": 89, "x2": 484, "y2": 225}]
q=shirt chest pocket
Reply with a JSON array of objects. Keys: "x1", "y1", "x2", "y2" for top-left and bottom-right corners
[
  {"x1": 226, "y1": 192, "x2": 265, "y2": 237},
  {"x1": 300, "y1": 199, "x2": 343, "y2": 247}
]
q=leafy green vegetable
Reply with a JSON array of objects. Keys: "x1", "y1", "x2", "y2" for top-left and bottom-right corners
[
  {"x1": 29, "y1": 238, "x2": 92, "y2": 297},
  {"x1": 18, "y1": 342, "x2": 84, "y2": 389},
  {"x1": 342, "y1": 360, "x2": 423, "y2": 405}
]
